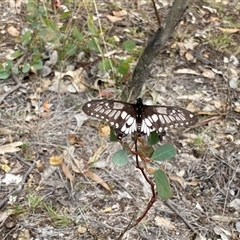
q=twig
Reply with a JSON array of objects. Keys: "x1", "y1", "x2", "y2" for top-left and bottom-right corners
[
  {"x1": 0, "y1": 154, "x2": 36, "y2": 210},
  {"x1": 151, "y1": 0, "x2": 161, "y2": 27},
  {"x1": 164, "y1": 199, "x2": 199, "y2": 235}
]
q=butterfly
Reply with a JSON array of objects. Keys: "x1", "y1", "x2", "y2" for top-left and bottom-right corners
[{"x1": 82, "y1": 98, "x2": 198, "y2": 140}]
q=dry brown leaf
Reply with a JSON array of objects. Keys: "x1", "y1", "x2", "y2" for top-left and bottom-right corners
[
  {"x1": 49, "y1": 155, "x2": 64, "y2": 165},
  {"x1": 234, "y1": 105, "x2": 240, "y2": 112},
  {"x1": 7, "y1": 26, "x2": 19, "y2": 37},
  {"x1": 202, "y1": 69, "x2": 215, "y2": 79},
  {"x1": 106, "y1": 15, "x2": 123, "y2": 23},
  {"x1": 1, "y1": 164, "x2": 11, "y2": 173},
  {"x1": 174, "y1": 68, "x2": 200, "y2": 75},
  {"x1": 99, "y1": 207, "x2": 112, "y2": 213},
  {"x1": 212, "y1": 100, "x2": 223, "y2": 109},
  {"x1": 217, "y1": 27, "x2": 240, "y2": 33},
  {"x1": 155, "y1": 216, "x2": 175, "y2": 230},
  {"x1": 88, "y1": 145, "x2": 107, "y2": 164},
  {"x1": 77, "y1": 225, "x2": 87, "y2": 234},
  {"x1": 83, "y1": 170, "x2": 112, "y2": 192},
  {"x1": 169, "y1": 175, "x2": 185, "y2": 188},
  {"x1": 0, "y1": 142, "x2": 23, "y2": 155},
  {"x1": 99, "y1": 89, "x2": 114, "y2": 98},
  {"x1": 185, "y1": 178, "x2": 199, "y2": 186},
  {"x1": 62, "y1": 161, "x2": 74, "y2": 182},
  {"x1": 112, "y1": 10, "x2": 127, "y2": 17},
  {"x1": 43, "y1": 100, "x2": 50, "y2": 112},
  {"x1": 211, "y1": 215, "x2": 234, "y2": 222},
  {"x1": 209, "y1": 16, "x2": 219, "y2": 22},
  {"x1": 67, "y1": 134, "x2": 83, "y2": 146},
  {"x1": 185, "y1": 51, "x2": 194, "y2": 61},
  {"x1": 0, "y1": 128, "x2": 12, "y2": 135},
  {"x1": 99, "y1": 125, "x2": 110, "y2": 137}
]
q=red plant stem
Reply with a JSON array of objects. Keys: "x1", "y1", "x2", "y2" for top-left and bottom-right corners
[{"x1": 131, "y1": 137, "x2": 157, "y2": 227}]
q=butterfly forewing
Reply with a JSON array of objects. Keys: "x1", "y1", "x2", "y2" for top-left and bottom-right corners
[{"x1": 82, "y1": 100, "x2": 138, "y2": 138}]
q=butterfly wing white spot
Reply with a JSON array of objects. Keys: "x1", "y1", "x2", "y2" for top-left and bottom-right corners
[
  {"x1": 126, "y1": 117, "x2": 134, "y2": 125},
  {"x1": 121, "y1": 111, "x2": 127, "y2": 119}
]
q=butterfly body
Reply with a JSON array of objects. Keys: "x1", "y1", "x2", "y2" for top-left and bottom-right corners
[{"x1": 82, "y1": 98, "x2": 198, "y2": 140}]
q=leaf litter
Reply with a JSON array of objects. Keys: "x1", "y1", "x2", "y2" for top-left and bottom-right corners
[{"x1": 0, "y1": 0, "x2": 240, "y2": 239}]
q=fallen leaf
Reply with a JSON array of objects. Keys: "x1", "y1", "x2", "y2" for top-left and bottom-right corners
[
  {"x1": 88, "y1": 145, "x2": 107, "y2": 164},
  {"x1": 112, "y1": 10, "x2": 127, "y2": 17},
  {"x1": 211, "y1": 215, "x2": 235, "y2": 222},
  {"x1": 83, "y1": 170, "x2": 112, "y2": 193},
  {"x1": 185, "y1": 51, "x2": 194, "y2": 61},
  {"x1": 174, "y1": 68, "x2": 200, "y2": 75},
  {"x1": 0, "y1": 128, "x2": 12, "y2": 135},
  {"x1": 1, "y1": 164, "x2": 11, "y2": 173},
  {"x1": 229, "y1": 198, "x2": 240, "y2": 211},
  {"x1": 43, "y1": 100, "x2": 50, "y2": 112},
  {"x1": 106, "y1": 15, "x2": 123, "y2": 23},
  {"x1": 49, "y1": 155, "x2": 64, "y2": 165},
  {"x1": 7, "y1": 26, "x2": 19, "y2": 37},
  {"x1": 67, "y1": 134, "x2": 83, "y2": 146},
  {"x1": 2, "y1": 173, "x2": 23, "y2": 185},
  {"x1": 99, "y1": 207, "x2": 112, "y2": 213},
  {"x1": 0, "y1": 142, "x2": 23, "y2": 155},
  {"x1": 62, "y1": 161, "x2": 74, "y2": 182},
  {"x1": 169, "y1": 175, "x2": 185, "y2": 188},
  {"x1": 202, "y1": 69, "x2": 215, "y2": 79},
  {"x1": 155, "y1": 216, "x2": 175, "y2": 230},
  {"x1": 77, "y1": 225, "x2": 87, "y2": 234},
  {"x1": 217, "y1": 27, "x2": 240, "y2": 33},
  {"x1": 0, "y1": 209, "x2": 14, "y2": 223},
  {"x1": 99, "y1": 125, "x2": 110, "y2": 137}
]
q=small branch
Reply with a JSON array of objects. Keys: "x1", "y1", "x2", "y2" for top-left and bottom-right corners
[
  {"x1": 151, "y1": 0, "x2": 161, "y2": 27},
  {"x1": 164, "y1": 200, "x2": 199, "y2": 235},
  {"x1": 0, "y1": 80, "x2": 26, "y2": 105}
]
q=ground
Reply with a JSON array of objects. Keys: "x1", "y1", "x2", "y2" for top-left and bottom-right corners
[{"x1": 0, "y1": 0, "x2": 240, "y2": 240}]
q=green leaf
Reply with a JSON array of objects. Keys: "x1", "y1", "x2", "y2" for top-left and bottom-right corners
[
  {"x1": 22, "y1": 63, "x2": 30, "y2": 73},
  {"x1": 12, "y1": 67, "x2": 19, "y2": 75},
  {"x1": 152, "y1": 144, "x2": 176, "y2": 161},
  {"x1": 5, "y1": 60, "x2": 13, "y2": 71},
  {"x1": 147, "y1": 131, "x2": 159, "y2": 145},
  {"x1": 31, "y1": 59, "x2": 43, "y2": 70},
  {"x1": 87, "y1": 15, "x2": 99, "y2": 35},
  {"x1": 22, "y1": 30, "x2": 32, "y2": 45},
  {"x1": 65, "y1": 43, "x2": 77, "y2": 57},
  {"x1": 154, "y1": 169, "x2": 172, "y2": 199},
  {"x1": 122, "y1": 40, "x2": 136, "y2": 51},
  {"x1": 40, "y1": 27, "x2": 60, "y2": 47},
  {"x1": 110, "y1": 127, "x2": 118, "y2": 142},
  {"x1": 0, "y1": 64, "x2": 5, "y2": 71},
  {"x1": 88, "y1": 37, "x2": 100, "y2": 52},
  {"x1": 117, "y1": 62, "x2": 129, "y2": 75},
  {"x1": 98, "y1": 59, "x2": 112, "y2": 71},
  {"x1": 140, "y1": 146, "x2": 154, "y2": 158},
  {"x1": 112, "y1": 149, "x2": 128, "y2": 167},
  {"x1": 72, "y1": 26, "x2": 83, "y2": 42},
  {"x1": 11, "y1": 50, "x2": 23, "y2": 59},
  {"x1": 0, "y1": 71, "x2": 10, "y2": 80},
  {"x1": 60, "y1": 11, "x2": 72, "y2": 19},
  {"x1": 26, "y1": 0, "x2": 39, "y2": 20}
]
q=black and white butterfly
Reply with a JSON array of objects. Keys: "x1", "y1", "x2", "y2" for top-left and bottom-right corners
[{"x1": 82, "y1": 98, "x2": 198, "y2": 140}]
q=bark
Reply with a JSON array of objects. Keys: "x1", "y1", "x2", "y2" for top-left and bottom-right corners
[{"x1": 121, "y1": 0, "x2": 189, "y2": 101}]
